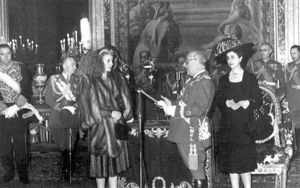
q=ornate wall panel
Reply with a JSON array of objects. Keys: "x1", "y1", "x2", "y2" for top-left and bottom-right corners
[
  {"x1": 275, "y1": 0, "x2": 286, "y2": 64},
  {"x1": 284, "y1": 0, "x2": 300, "y2": 64},
  {"x1": 112, "y1": 0, "x2": 129, "y2": 62},
  {"x1": 89, "y1": 0, "x2": 105, "y2": 50}
]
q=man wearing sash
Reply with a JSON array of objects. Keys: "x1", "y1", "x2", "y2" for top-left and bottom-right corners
[
  {"x1": 45, "y1": 56, "x2": 79, "y2": 182},
  {"x1": 157, "y1": 50, "x2": 215, "y2": 188},
  {"x1": 286, "y1": 45, "x2": 300, "y2": 154},
  {"x1": 0, "y1": 44, "x2": 33, "y2": 184}
]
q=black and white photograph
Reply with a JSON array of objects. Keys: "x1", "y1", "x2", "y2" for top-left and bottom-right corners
[{"x1": 0, "y1": 0, "x2": 299, "y2": 187}]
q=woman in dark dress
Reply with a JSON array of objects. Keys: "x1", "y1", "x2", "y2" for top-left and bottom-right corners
[
  {"x1": 215, "y1": 38, "x2": 260, "y2": 188},
  {"x1": 76, "y1": 47, "x2": 133, "y2": 188}
]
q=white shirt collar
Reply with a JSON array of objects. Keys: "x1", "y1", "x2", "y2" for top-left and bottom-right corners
[{"x1": 62, "y1": 72, "x2": 70, "y2": 80}]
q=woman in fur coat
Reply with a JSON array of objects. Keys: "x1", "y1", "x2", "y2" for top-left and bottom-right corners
[{"x1": 76, "y1": 46, "x2": 133, "y2": 188}]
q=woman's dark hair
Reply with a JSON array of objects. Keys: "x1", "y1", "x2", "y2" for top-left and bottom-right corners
[{"x1": 228, "y1": 48, "x2": 251, "y2": 69}]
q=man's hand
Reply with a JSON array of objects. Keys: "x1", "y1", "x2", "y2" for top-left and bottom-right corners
[
  {"x1": 111, "y1": 111, "x2": 122, "y2": 123},
  {"x1": 160, "y1": 95, "x2": 172, "y2": 106},
  {"x1": 1, "y1": 104, "x2": 19, "y2": 118},
  {"x1": 156, "y1": 96, "x2": 176, "y2": 117}
]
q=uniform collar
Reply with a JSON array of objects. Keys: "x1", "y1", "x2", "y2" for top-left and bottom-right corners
[
  {"x1": 192, "y1": 69, "x2": 206, "y2": 78},
  {"x1": 62, "y1": 72, "x2": 71, "y2": 81}
]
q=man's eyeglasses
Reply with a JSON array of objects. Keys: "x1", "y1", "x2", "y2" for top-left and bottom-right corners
[
  {"x1": 184, "y1": 58, "x2": 196, "y2": 64},
  {"x1": 260, "y1": 49, "x2": 271, "y2": 52}
]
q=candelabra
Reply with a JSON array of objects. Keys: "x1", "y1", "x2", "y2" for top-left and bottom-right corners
[{"x1": 8, "y1": 35, "x2": 39, "y2": 63}]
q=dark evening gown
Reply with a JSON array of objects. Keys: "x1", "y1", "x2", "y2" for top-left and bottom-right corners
[{"x1": 217, "y1": 71, "x2": 261, "y2": 174}]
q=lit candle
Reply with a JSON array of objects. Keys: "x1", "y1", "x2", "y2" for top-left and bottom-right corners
[
  {"x1": 67, "y1": 33, "x2": 70, "y2": 47},
  {"x1": 31, "y1": 41, "x2": 34, "y2": 50},
  {"x1": 74, "y1": 30, "x2": 78, "y2": 43},
  {"x1": 79, "y1": 41, "x2": 82, "y2": 54},
  {"x1": 63, "y1": 39, "x2": 66, "y2": 51},
  {"x1": 35, "y1": 44, "x2": 38, "y2": 54},
  {"x1": 60, "y1": 40, "x2": 62, "y2": 49},
  {"x1": 19, "y1": 35, "x2": 23, "y2": 46}
]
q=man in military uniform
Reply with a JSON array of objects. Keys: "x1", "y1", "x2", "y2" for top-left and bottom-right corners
[
  {"x1": 157, "y1": 50, "x2": 215, "y2": 188},
  {"x1": 249, "y1": 42, "x2": 286, "y2": 99},
  {"x1": 286, "y1": 45, "x2": 300, "y2": 154},
  {"x1": 0, "y1": 44, "x2": 32, "y2": 184},
  {"x1": 45, "y1": 56, "x2": 79, "y2": 182}
]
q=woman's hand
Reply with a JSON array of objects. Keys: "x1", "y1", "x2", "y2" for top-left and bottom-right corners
[
  {"x1": 226, "y1": 99, "x2": 240, "y2": 110},
  {"x1": 238, "y1": 100, "x2": 250, "y2": 109},
  {"x1": 111, "y1": 111, "x2": 122, "y2": 123}
]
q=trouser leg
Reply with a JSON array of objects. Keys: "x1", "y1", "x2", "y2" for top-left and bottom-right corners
[
  {"x1": 54, "y1": 128, "x2": 78, "y2": 182},
  {"x1": 13, "y1": 130, "x2": 29, "y2": 183},
  {"x1": 295, "y1": 128, "x2": 300, "y2": 153},
  {"x1": 0, "y1": 117, "x2": 14, "y2": 181},
  {"x1": 177, "y1": 143, "x2": 206, "y2": 180},
  {"x1": 0, "y1": 134, "x2": 14, "y2": 180}
]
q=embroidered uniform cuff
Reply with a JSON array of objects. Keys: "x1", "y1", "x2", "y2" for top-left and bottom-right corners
[{"x1": 16, "y1": 95, "x2": 28, "y2": 107}]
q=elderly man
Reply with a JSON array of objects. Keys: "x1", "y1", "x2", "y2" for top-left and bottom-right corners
[
  {"x1": 249, "y1": 42, "x2": 286, "y2": 99},
  {"x1": 157, "y1": 50, "x2": 215, "y2": 188},
  {"x1": 286, "y1": 45, "x2": 300, "y2": 154},
  {"x1": 0, "y1": 44, "x2": 32, "y2": 184},
  {"x1": 45, "y1": 56, "x2": 79, "y2": 182}
]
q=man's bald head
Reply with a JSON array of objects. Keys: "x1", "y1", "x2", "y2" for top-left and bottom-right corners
[{"x1": 185, "y1": 50, "x2": 207, "y2": 76}]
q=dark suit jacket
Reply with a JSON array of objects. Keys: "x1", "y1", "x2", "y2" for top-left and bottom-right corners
[{"x1": 167, "y1": 71, "x2": 215, "y2": 148}]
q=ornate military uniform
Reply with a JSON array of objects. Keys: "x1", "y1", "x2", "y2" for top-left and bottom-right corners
[
  {"x1": 45, "y1": 73, "x2": 79, "y2": 181},
  {"x1": 167, "y1": 70, "x2": 215, "y2": 182},
  {"x1": 250, "y1": 59, "x2": 286, "y2": 99},
  {"x1": 0, "y1": 60, "x2": 32, "y2": 184}
]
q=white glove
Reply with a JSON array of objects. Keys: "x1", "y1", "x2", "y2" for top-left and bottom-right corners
[{"x1": 1, "y1": 104, "x2": 19, "y2": 118}]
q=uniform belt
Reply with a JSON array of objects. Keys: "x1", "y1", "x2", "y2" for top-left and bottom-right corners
[{"x1": 291, "y1": 84, "x2": 300, "y2": 89}]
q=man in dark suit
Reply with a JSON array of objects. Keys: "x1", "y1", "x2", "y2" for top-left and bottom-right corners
[
  {"x1": 157, "y1": 50, "x2": 215, "y2": 188},
  {"x1": 45, "y1": 56, "x2": 79, "y2": 182},
  {"x1": 0, "y1": 44, "x2": 32, "y2": 184}
]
